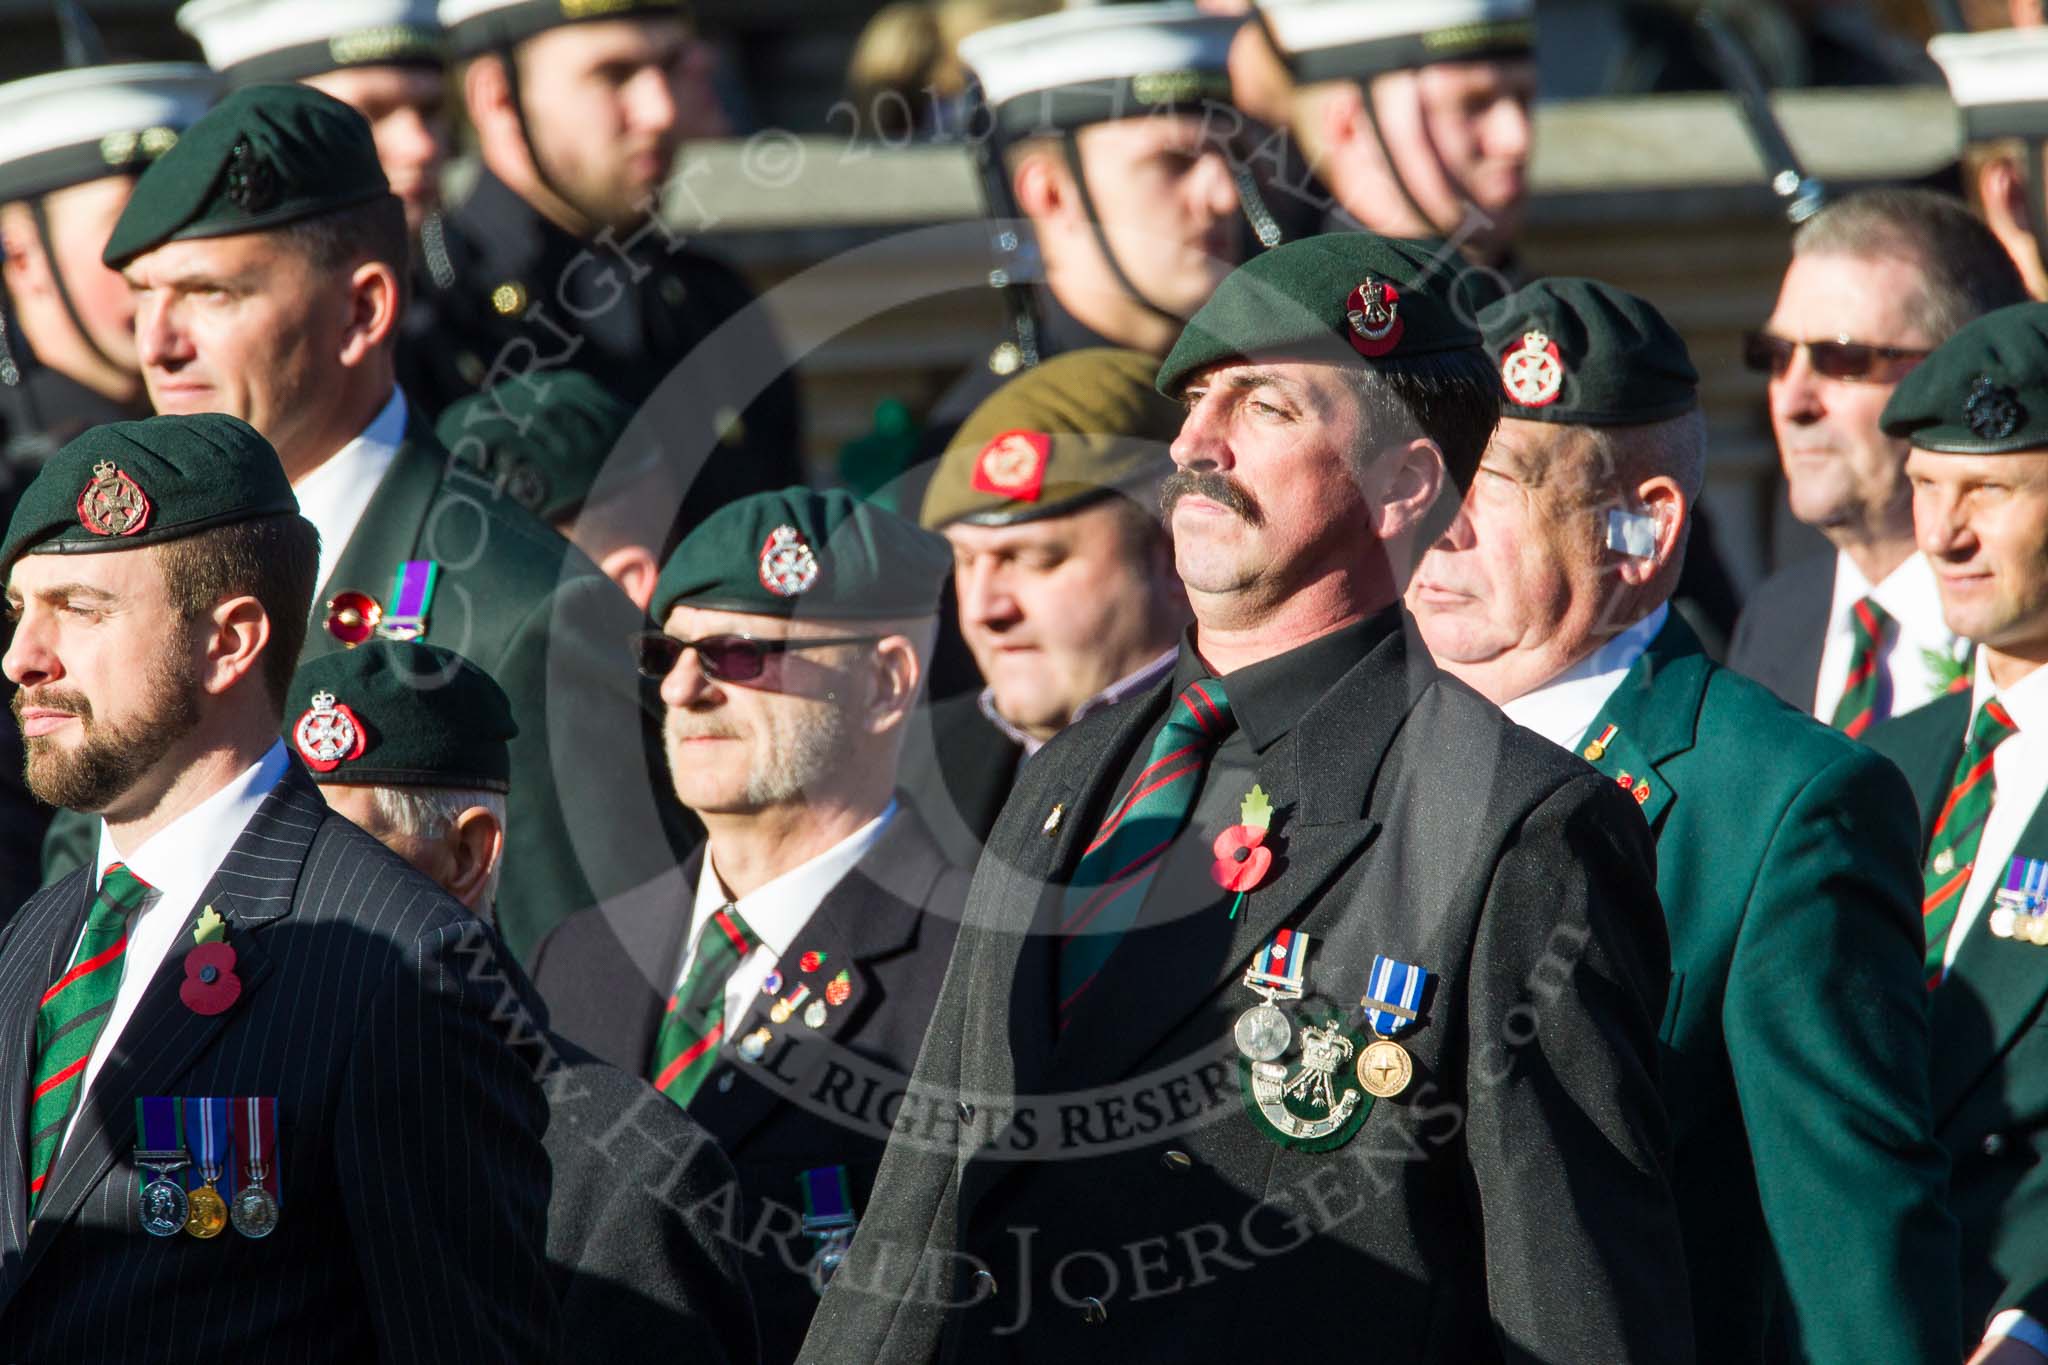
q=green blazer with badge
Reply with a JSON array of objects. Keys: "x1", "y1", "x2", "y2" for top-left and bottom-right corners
[
  {"x1": 1575, "y1": 613, "x2": 1958, "y2": 1363},
  {"x1": 1868, "y1": 692, "x2": 2048, "y2": 1343},
  {"x1": 45, "y1": 417, "x2": 690, "y2": 959}
]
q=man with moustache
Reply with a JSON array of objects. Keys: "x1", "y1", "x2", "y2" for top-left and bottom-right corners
[
  {"x1": 1867, "y1": 302, "x2": 2048, "y2": 1365},
  {"x1": 423, "y1": 0, "x2": 803, "y2": 537},
  {"x1": 0, "y1": 413, "x2": 554, "y2": 1358},
  {"x1": 531, "y1": 488, "x2": 969, "y2": 1365},
  {"x1": 1408, "y1": 277, "x2": 1957, "y2": 1363},
  {"x1": 799, "y1": 234, "x2": 1690, "y2": 1364},
  {"x1": 55, "y1": 81, "x2": 687, "y2": 960},
  {"x1": 1730, "y1": 189, "x2": 2029, "y2": 730}
]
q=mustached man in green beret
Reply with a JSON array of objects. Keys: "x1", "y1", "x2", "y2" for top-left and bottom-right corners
[
  {"x1": 64, "y1": 80, "x2": 696, "y2": 961},
  {"x1": 799, "y1": 234, "x2": 1691, "y2": 1365},
  {"x1": 1863, "y1": 302, "x2": 2048, "y2": 1363},
  {"x1": 0, "y1": 413, "x2": 556, "y2": 1357},
  {"x1": 529, "y1": 486, "x2": 972, "y2": 1365},
  {"x1": 900, "y1": 347, "x2": 1190, "y2": 864},
  {"x1": 285, "y1": 638, "x2": 759, "y2": 1365},
  {"x1": 1408, "y1": 276, "x2": 1960, "y2": 1363}
]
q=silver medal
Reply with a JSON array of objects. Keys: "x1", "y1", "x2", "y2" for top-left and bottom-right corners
[
  {"x1": 139, "y1": 1176, "x2": 190, "y2": 1237},
  {"x1": 230, "y1": 1184, "x2": 279, "y2": 1239},
  {"x1": 1234, "y1": 1001, "x2": 1293, "y2": 1061}
]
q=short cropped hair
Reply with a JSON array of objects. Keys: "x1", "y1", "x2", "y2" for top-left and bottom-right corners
[
  {"x1": 1791, "y1": 187, "x2": 2028, "y2": 342},
  {"x1": 277, "y1": 194, "x2": 412, "y2": 313},
  {"x1": 157, "y1": 513, "x2": 320, "y2": 714}
]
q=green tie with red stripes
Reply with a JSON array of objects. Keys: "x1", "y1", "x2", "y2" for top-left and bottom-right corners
[
  {"x1": 27, "y1": 862, "x2": 151, "y2": 1214},
  {"x1": 651, "y1": 902, "x2": 757, "y2": 1106},
  {"x1": 1922, "y1": 699, "x2": 2019, "y2": 983},
  {"x1": 1056, "y1": 678, "x2": 1234, "y2": 1032},
  {"x1": 1830, "y1": 596, "x2": 1893, "y2": 738}
]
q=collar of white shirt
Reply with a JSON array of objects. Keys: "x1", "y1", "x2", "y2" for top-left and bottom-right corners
[
  {"x1": 1499, "y1": 603, "x2": 1669, "y2": 750},
  {"x1": 1971, "y1": 647, "x2": 2048, "y2": 733},
  {"x1": 978, "y1": 646, "x2": 1180, "y2": 758},
  {"x1": 682, "y1": 800, "x2": 899, "y2": 1025},
  {"x1": 294, "y1": 388, "x2": 408, "y2": 597}
]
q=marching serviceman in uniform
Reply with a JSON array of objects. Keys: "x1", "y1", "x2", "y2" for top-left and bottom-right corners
[
  {"x1": 0, "y1": 413, "x2": 556, "y2": 1358},
  {"x1": 285, "y1": 641, "x2": 759, "y2": 1365},
  {"x1": 1867, "y1": 302, "x2": 2048, "y2": 1365},
  {"x1": 904, "y1": 348, "x2": 1189, "y2": 864},
  {"x1": 425, "y1": 0, "x2": 805, "y2": 536},
  {"x1": 531, "y1": 488, "x2": 969, "y2": 1365},
  {"x1": 1408, "y1": 277, "x2": 1959, "y2": 1363},
  {"x1": 798, "y1": 234, "x2": 1693, "y2": 1364},
  {"x1": 46, "y1": 82, "x2": 690, "y2": 961}
]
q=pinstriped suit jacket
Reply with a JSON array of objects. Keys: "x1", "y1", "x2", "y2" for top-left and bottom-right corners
[{"x1": 0, "y1": 762, "x2": 559, "y2": 1361}]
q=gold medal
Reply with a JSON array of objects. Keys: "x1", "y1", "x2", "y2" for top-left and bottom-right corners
[
  {"x1": 1356, "y1": 1038, "x2": 1413, "y2": 1099},
  {"x1": 185, "y1": 1183, "x2": 229, "y2": 1239}
]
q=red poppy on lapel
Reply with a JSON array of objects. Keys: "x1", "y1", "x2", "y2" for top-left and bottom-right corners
[
  {"x1": 180, "y1": 942, "x2": 242, "y2": 1016},
  {"x1": 1212, "y1": 824, "x2": 1273, "y2": 893}
]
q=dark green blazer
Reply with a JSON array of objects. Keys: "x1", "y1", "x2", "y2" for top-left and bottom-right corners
[
  {"x1": 43, "y1": 416, "x2": 692, "y2": 958},
  {"x1": 1577, "y1": 614, "x2": 1957, "y2": 1364},
  {"x1": 1868, "y1": 691, "x2": 2048, "y2": 1345}
]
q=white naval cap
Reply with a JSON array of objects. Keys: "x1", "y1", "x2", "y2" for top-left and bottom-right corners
[
  {"x1": 0, "y1": 62, "x2": 219, "y2": 203},
  {"x1": 440, "y1": 0, "x2": 688, "y2": 60},
  {"x1": 1930, "y1": 26, "x2": 2048, "y2": 141},
  {"x1": 959, "y1": 2, "x2": 1241, "y2": 137},
  {"x1": 178, "y1": 0, "x2": 446, "y2": 85},
  {"x1": 1254, "y1": 0, "x2": 1535, "y2": 84}
]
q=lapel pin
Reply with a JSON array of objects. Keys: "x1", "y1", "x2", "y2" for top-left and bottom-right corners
[
  {"x1": 1044, "y1": 803, "x2": 1064, "y2": 837},
  {"x1": 1583, "y1": 724, "x2": 1617, "y2": 762}
]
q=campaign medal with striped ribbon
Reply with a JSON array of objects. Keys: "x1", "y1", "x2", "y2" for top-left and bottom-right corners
[
  {"x1": 230, "y1": 1096, "x2": 281, "y2": 1239},
  {"x1": 799, "y1": 1164, "x2": 857, "y2": 1295},
  {"x1": 1235, "y1": 928, "x2": 1307, "y2": 1062},
  {"x1": 1991, "y1": 856, "x2": 2048, "y2": 944},
  {"x1": 183, "y1": 1097, "x2": 230, "y2": 1239},
  {"x1": 1239, "y1": 931, "x2": 1374, "y2": 1152},
  {"x1": 376, "y1": 560, "x2": 439, "y2": 642},
  {"x1": 134, "y1": 1097, "x2": 191, "y2": 1237},
  {"x1": 1357, "y1": 956, "x2": 1432, "y2": 1099}
]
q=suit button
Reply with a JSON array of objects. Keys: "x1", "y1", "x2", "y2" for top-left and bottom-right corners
[
  {"x1": 972, "y1": 1269, "x2": 997, "y2": 1299},
  {"x1": 1080, "y1": 1296, "x2": 1108, "y2": 1325},
  {"x1": 1160, "y1": 1149, "x2": 1193, "y2": 1173},
  {"x1": 1984, "y1": 1133, "x2": 2008, "y2": 1157},
  {"x1": 958, "y1": 1101, "x2": 976, "y2": 1124}
]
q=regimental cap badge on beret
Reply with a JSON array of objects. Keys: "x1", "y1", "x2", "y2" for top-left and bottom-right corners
[
  {"x1": 1344, "y1": 278, "x2": 1403, "y2": 359},
  {"x1": 971, "y1": 430, "x2": 1050, "y2": 503},
  {"x1": 1501, "y1": 329, "x2": 1564, "y2": 407},
  {"x1": 759, "y1": 525, "x2": 820, "y2": 598},
  {"x1": 1967, "y1": 376, "x2": 2027, "y2": 443},
  {"x1": 76, "y1": 461, "x2": 152, "y2": 538},
  {"x1": 222, "y1": 138, "x2": 279, "y2": 213},
  {"x1": 293, "y1": 690, "x2": 368, "y2": 772}
]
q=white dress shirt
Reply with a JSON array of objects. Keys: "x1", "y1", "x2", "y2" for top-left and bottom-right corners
[
  {"x1": 61, "y1": 742, "x2": 290, "y2": 1157},
  {"x1": 294, "y1": 388, "x2": 407, "y2": 596},
  {"x1": 1499, "y1": 605, "x2": 1668, "y2": 750},
  {"x1": 677, "y1": 801, "x2": 897, "y2": 1027},
  {"x1": 1937, "y1": 654, "x2": 2048, "y2": 973},
  {"x1": 1812, "y1": 550, "x2": 1965, "y2": 725}
]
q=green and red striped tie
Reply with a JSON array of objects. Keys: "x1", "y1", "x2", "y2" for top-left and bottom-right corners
[
  {"x1": 1830, "y1": 596, "x2": 1893, "y2": 738},
  {"x1": 650, "y1": 903, "x2": 756, "y2": 1106},
  {"x1": 1922, "y1": 700, "x2": 2019, "y2": 984},
  {"x1": 1056, "y1": 678, "x2": 1234, "y2": 1030},
  {"x1": 27, "y1": 862, "x2": 151, "y2": 1214}
]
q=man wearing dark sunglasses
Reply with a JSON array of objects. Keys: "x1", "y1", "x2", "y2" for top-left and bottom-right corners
[
  {"x1": 1729, "y1": 188, "x2": 2027, "y2": 731},
  {"x1": 530, "y1": 487, "x2": 969, "y2": 1365}
]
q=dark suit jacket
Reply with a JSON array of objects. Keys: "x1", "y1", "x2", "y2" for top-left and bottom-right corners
[
  {"x1": 796, "y1": 615, "x2": 1693, "y2": 1365},
  {"x1": 43, "y1": 414, "x2": 695, "y2": 960},
  {"x1": 531, "y1": 803, "x2": 970, "y2": 1365},
  {"x1": 898, "y1": 691, "x2": 1025, "y2": 869},
  {"x1": 0, "y1": 763, "x2": 557, "y2": 1361},
  {"x1": 1869, "y1": 695, "x2": 2048, "y2": 1347},
  {"x1": 1580, "y1": 615, "x2": 1956, "y2": 1363},
  {"x1": 1726, "y1": 551, "x2": 1833, "y2": 713}
]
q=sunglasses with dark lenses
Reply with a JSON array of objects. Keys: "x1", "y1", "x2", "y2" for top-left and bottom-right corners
[
  {"x1": 1741, "y1": 331, "x2": 1931, "y2": 383},
  {"x1": 628, "y1": 630, "x2": 885, "y2": 683}
]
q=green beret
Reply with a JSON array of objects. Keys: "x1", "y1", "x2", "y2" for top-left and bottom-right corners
[
  {"x1": 1881, "y1": 302, "x2": 2048, "y2": 454},
  {"x1": 102, "y1": 83, "x2": 392, "y2": 269},
  {"x1": 1479, "y1": 277, "x2": 1697, "y2": 426},
  {"x1": 923, "y1": 348, "x2": 1182, "y2": 530},
  {"x1": 286, "y1": 641, "x2": 517, "y2": 791},
  {"x1": 1, "y1": 414, "x2": 298, "y2": 574},
  {"x1": 1156, "y1": 232, "x2": 1484, "y2": 395},
  {"x1": 653, "y1": 487, "x2": 952, "y2": 623},
  {"x1": 436, "y1": 371, "x2": 636, "y2": 523},
  {"x1": 442, "y1": 0, "x2": 687, "y2": 59}
]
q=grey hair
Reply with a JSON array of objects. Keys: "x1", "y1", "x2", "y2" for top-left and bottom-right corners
[
  {"x1": 1790, "y1": 187, "x2": 2028, "y2": 343},
  {"x1": 369, "y1": 785, "x2": 506, "y2": 908}
]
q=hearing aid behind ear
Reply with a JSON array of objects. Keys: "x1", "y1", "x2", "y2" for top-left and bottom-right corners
[{"x1": 1605, "y1": 508, "x2": 1659, "y2": 558}]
